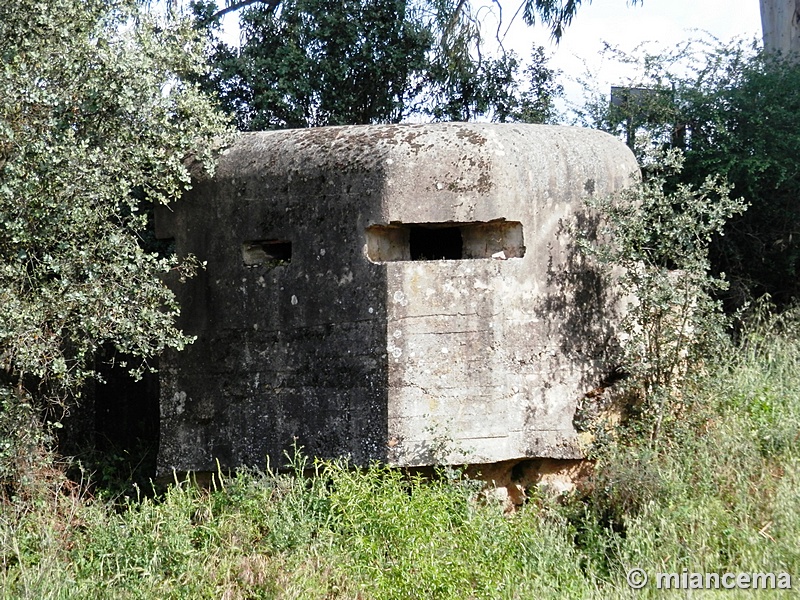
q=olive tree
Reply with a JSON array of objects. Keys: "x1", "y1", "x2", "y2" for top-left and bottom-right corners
[{"x1": 0, "y1": 0, "x2": 233, "y2": 488}]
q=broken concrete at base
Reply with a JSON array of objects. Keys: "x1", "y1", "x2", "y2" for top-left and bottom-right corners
[{"x1": 155, "y1": 122, "x2": 639, "y2": 476}]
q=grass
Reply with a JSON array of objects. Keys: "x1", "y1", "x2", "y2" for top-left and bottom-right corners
[{"x1": 1, "y1": 312, "x2": 799, "y2": 599}]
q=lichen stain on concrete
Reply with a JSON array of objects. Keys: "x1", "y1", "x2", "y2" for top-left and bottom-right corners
[
  {"x1": 455, "y1": 127, "x2": 488, "y2": 147},
  {"x1": 154, "y1": 122, "x2": 639, "y2": 476}
]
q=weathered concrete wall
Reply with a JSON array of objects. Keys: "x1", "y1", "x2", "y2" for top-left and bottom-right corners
[{"x1": 155, "y1": 123, "x2": 639, "y2": 475}]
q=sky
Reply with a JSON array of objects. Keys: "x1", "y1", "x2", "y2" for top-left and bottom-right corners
[
  {"x1": 214, "y1": 0, "x2": 764, "y2": 117},
  {"x1": 497, "y1": 0, "x2": 762, "y2": 52},
  {"x1": 484, "y1": 0, "x2": 763, "y2": 114}
]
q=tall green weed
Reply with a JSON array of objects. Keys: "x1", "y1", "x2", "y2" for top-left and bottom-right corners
[
  {"x1": 2, "y1": 331, "x2": 799, "y2": 600},
  {"x1": 571, "y1": 308, "x2": 800, "y2": 597}
]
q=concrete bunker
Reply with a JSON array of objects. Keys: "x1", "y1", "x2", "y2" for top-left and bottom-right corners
[{"x1": 155, "y1": 122, "x2": 639, "y2": 476}]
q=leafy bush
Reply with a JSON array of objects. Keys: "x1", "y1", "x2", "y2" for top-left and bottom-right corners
[
  {"x1": 0, "y1": 0, "x2": 233, "y2": 491},
  {"x1": 581, "y1": 145, "x2": 746, "y2": 441}
]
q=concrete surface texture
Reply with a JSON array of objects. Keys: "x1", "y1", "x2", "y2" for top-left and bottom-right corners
[{"x1": 155, "y1": 122, "x2": 639, "y2": 475}]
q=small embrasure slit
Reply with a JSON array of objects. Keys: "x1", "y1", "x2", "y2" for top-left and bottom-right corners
[
  {"x1": 242, "y1": 240, "x2": 292, "y2": 266},
  {"x1": 365, "y1": 221, "x2": 525, "y2": 263}
]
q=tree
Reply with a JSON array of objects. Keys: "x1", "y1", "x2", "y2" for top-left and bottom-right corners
[
  {"x1": 197, "y1": 0, "x2": 634, "y2": 40},
  {"x1": 193, "y1": 0, "x2": 562, "y2": 128},
  {"x1": 0, "y1": 0, "x2": 232, "y2": 488},
  {"x1": 681, "y1": 49, "x2": 800, "y2": 307},
  {"x1": 576, "y1": 38, "x2": 800, "y2": 309},
  {"x1": 193, "y1": 0, "x2": 433, "y2": 128},
  {"x1": 188, "y1": 0, "x2": 800, "y2": 56},
  {"x1": 512, "y1": 46, "x2": 565, "y2": 123},
  {"x1": 760, "y1": 0, "x2": 800, "y2": 58}
]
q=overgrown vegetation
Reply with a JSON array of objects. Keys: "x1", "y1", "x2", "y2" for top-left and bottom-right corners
[
  {"x1": 1, "y1": 313, "x2": 799, "y2": 597},
  {"x1": 3, "y1": 140, "x2": 799, "y2": 595},
  {"x1": 2, "y1": 1, "x2": 799, "y2": 597},
  {"x1": 0, "y1": 0, "x2": 233, "y2": 493},
  {"x1": 580, "y1": 144, "x2": 747, "y2": 443}
]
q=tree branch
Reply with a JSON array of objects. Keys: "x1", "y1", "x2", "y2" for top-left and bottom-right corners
[{"x1": 212, "y1": 0, "x2": 281, "y2": 20}]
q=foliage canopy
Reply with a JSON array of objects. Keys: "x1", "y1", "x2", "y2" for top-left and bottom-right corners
[
  {"x1": 575, "y1": 37, "x2": 800, "y2": 308},
  {"x1": 192, "y1": 0, "x2": 563, "y2": 128}
]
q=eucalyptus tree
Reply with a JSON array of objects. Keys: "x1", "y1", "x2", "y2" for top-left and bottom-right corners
[
  {"x1": 0, "y1": 0, "x2": 233, "y2": 485},
  {"x1": 760, "y1": 0, "x2": 800, "y2": 57},
  {"x1": 195, "y1": 0, "x2": 800, "y2": 54},
  {"x1": 191, "y1": 0, "x2": 620, "y2": 41},
  {"x1": 191, "y1": 0, "x2": 563, "y2": 128},
  {"x1": 520, "y1": 0, "x2": 798, "y2": 57}
]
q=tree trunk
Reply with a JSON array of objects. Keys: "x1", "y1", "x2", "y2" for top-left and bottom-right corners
[{"x1": 760, "y1": 0, "x2": 800, "y2": 58}]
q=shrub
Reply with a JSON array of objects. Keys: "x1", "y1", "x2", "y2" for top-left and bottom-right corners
[
  {"x1": 0, "y1": 0, "x2": 233, "y2": 492},
  {"x1": 581, "y1": 145, "x2": 746, "y2": 442}
]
